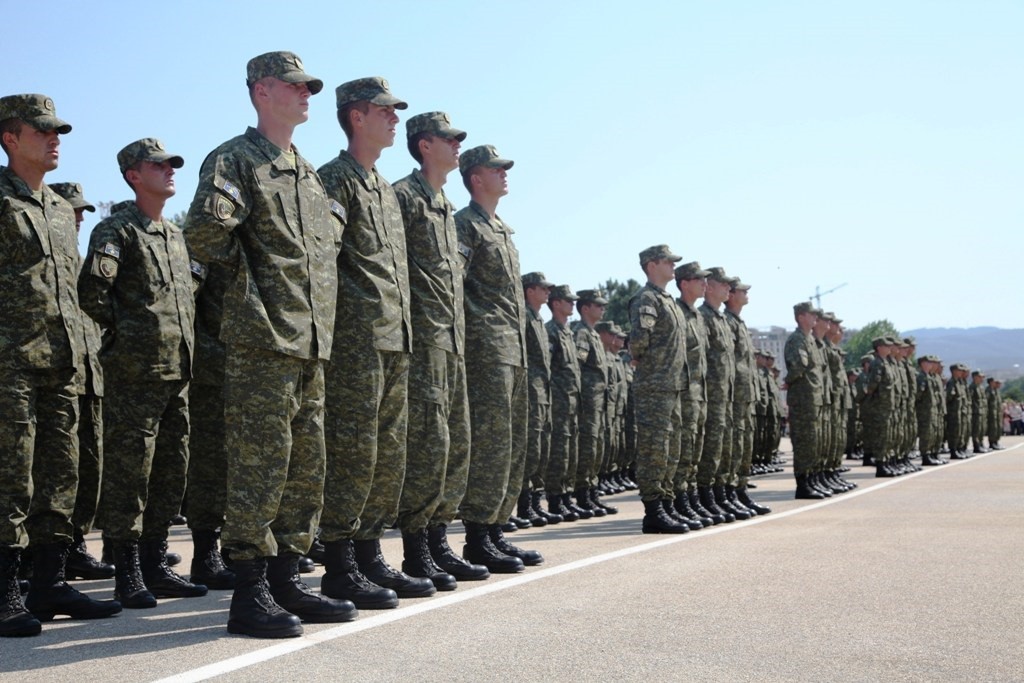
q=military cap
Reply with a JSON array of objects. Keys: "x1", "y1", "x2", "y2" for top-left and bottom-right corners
[
  {"x1": 763, "y1": 351, "x2": 775, "y2": 360},
  {"x1": 406, "y1": 111, "x2": 466, "y2": 142},
  {"x1": 246, "y1": 51, "x2": 323, "y2": 95},
  {"x1": 706, "y1": 266, "x2": 730, "y2": 283},
  {"x1": 0, "y1": 94, "x2": 71, "y2": 133},
  {"x1": 335, "y1": 76, "x2": 407, "y2": 110},
  {"x1": 595, "y1": 321, "x2": 624, "y2": 336},
  {"x1": 754, "y1": 349, "x2": 765, "y2": 357},
  {"x1": 926, "y1": 354, "x2": 941, "y2": 363},
  {"x1": 728, "y1": 276, "x2": 751, "y2": 291},
  {"x1": 860, "y1": 353, "x2": 875, "y2": 363},
  {"x1": 576, "y1": 289, "x2": 609, "y2": 306},
  {"x1": 971, "y1": 370, "x2": 985, "y2": 377},
  {"x1": 794, "y1": 301, "x2": 816, "y2": 316},
  {"x1": 871, "y1": 337, "x2": 886, "y2": 349},
  {"x1": 459, "y1": 144, "x2": 514, "y2": 175},
  {"x1": 521, "y1": 271, "x2": 553, "y2": 288},
  {"x1": 903, "y1": 336, "x2": 916, "y2": 345},
  {"x1": 548, "y1": 284, "x2": 578, "y2": 302},
  {"x1": 953, "y1": 362, "x2": 969, "y2": 371},
  {"x1": 848, "y1": 367, "x2": 861, "y2": 375},
  {"x1": 675, "y1": 261, "x2": 710, "y2": 280},
  {"x1": 117, "y1": 138, "x2": 184, "y2": 175},
  {"x1": 827, "y1": 312, "x2": 843, "y2": 324},
  {"x1": 812, "y1": 307, "x2": 826, "y2": 318},
  {"x1": 639, "y1": 244, "x2": 682, "y2": 266},
  {"x1": 49, "y1": 182, "x2": 95, "y2": 212}
]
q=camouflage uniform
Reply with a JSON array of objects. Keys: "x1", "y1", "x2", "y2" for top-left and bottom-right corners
[
  {"x1": 317, "y1": 149, "x2": 413, "y2": 542},
  {"x1": 813, "y1": 335, "x2": 833, "y2": 476},
  {"x1": 393, "y1": 168, "x2": 468, "y2": 533},
  {"x1": 696, "y1": 300, "x2": 734, "y2": 486},
  {"x1": 523, "y1": 297, "x2": 552, "y2": 494},
  {"x1": 79, "y1": 197, "x2": 198, "y2": 542},
  {"x1": 543, "y1": 310, "x2": 581, "y2": 497},
  {"x1": 455, "y1": 200, "x2": 527, "y2": 525},
  {"x1": 969, "y1": 377, "x2": 985, "y2": 451},
  {"x1": 184, "y1": 126, "x2": 341, "y2": 560},
  {"x1": 0, "y1": 163, "x2": 86, "y2": 549},
  {"x1": 945, "y1": 373, "x2": 966, "y2": 454},
  {"x1": 784, "y1": 326, "x2": 823, "y2": 476},
  {"x1": 629, "y1": 281, "x2": 687, "y2": 503},
  {"x1": 986, "y1": 382, "x2": 1002, "y2": 447},
  {"x1": 725, "y1": 307, "x2": 756, "y2": 487},
  {"x1": 572, "y1": 315, "x2": 608, "y2": 491},
  {"x1": 864, "y1": 351, "x2": 895, "y2": 464},
  {"x1": 915, "y1": 363, "x2": 937, "y2": 457}
]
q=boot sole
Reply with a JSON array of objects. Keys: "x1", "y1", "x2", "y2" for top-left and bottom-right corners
[{"x1": 227, "y1": 620, "x2": 303, "y2": 638}]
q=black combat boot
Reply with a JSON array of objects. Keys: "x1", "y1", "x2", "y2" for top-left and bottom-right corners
[
  {"x1": 427, "y1": 525, "x2": 490, "y2": 581},
  {"x1": 190, "y1": 529, "x2": 235, "y2": 589},
  {"x1": 808, "y1": 472, "x2": 833, "y2": 496},
  {"x1": 641, "y1": 499, "x2": 689, "y2": 534},
  {"x1": 563, "y1": 492, "x2": 592, "y2": 520},
  {"x1": 725, "y1": 485, "x2": 756, "y2": 516},
  {"x1": 698, "y1": 485, "x2": 734, "y2": 522},
  {"x1": 674, "y1": 491, "x2": 711, "y2": 528},
  {"x1": 575, "y1": 487, "x2": 605, "y2": 517},
  {"x1": 820, "y1": 472, "x2": 846, "y2": 494},
  {"x1": 488, "y1": 525, "x2": 543, "y2": 566},
  {"x1": 25, "y1": 543, "x2": 122, "y2": 622},
  {"x1": 267, "y1": 553, "x2": 357, "y2": 623},
  {"x1": 660, "y1": 500, "x2": 694, "y2": 531},
  {"x1": 462, "y1": 522, "x2": 524, "y2": 574},
  {"x1": 862, "y1": 452, "x2": 875, "y2": 467},
  {"x1": 306, "y1": 530, "x2": 326, "y2": 565},
  {"x1": 590, "y1": 487, "x2": 618, "y2": 515},
  {"x1": 0, "y1": 547, "x2": 41, "y2": 637},
  {"x1": 320, "y1": 539, "x2": 399, "y2": 609},
  {"x1": 518, "y1": 490, "x2": 546, "y2": 528},
  {"x1": 227, "y1": 558, "x2": 303, "y2": 638},
  {"x1": 65, "y1": 532, "x2": 114, "y2": 580},
  {"x1": 714, "y1": 484, "x2": 751, "y2": 520},
  {"x1": 736, "y1": 485, "x2": 771, "y2": 515},
  {"x1": 112, "y1": 542, "x2": 157, "y2": 608},
  {"x1": 794, "y1": 474, "x2": 825, "y2": 499},
  {"x1": 620, "y1": 470, "x2": 638, "y2": 490},
  {"x1": 549, "y1": 493, "x2": 578, "y2": 522},
  {"x1": 689, "y1": 488, "x2": 721, "y2": 525},
  {"x1": 875, "y1": 461, "x2": 896, "y2": 478},
  {"x1": 140, "y1": 539, "x2": 208, "y2": 598},
  {"x1": 353, "y1": 539, "x2": 435, "y2": 599},
  {"x1": 533, "y1": 492, "x2": 562, "y2": 525},
  {"x1": 401, "y1": 530, "x2": 457, "y2": 591}
]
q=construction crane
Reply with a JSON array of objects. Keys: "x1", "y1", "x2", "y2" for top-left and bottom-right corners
[{"x1": 809, "y1": 282, "x2": 847, "y2": 308}]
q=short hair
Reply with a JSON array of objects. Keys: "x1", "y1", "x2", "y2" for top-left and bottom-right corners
[
  {"x1": 0, "y1": 118, "x2": 23, "y2": 155},
  {"x1": 407, "y1": 131, "x2": 432, "y2": 164},
  {"x1": 122, "y1": 161, "x2": 142, "y2": 191},
  {"x1": 461, "y1": 166, "x2": 478, "y2": 194},
  {"x1": 337, "y1": 101, "x2": 371, "y2": 140}
]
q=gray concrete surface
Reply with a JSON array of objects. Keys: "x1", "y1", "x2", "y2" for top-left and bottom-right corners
[{"x1": 3, "y1": 439, "x2": 1021, "y2": 682}]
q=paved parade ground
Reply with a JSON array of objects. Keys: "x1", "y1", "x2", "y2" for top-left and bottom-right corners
[{"x1": 3, "y1": 439, "x2": 1022, "y2": 683}]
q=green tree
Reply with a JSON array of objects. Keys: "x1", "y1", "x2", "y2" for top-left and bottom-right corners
[
  {"x1": 601, "y1": 277, "x2": 642, "y2": 330},
  {"x1": 841, "y1": 319, "x2": 900, "y2": 370},
  {"x1": 1001, "y1": 377, "x2": 1024, "y2": 402}
]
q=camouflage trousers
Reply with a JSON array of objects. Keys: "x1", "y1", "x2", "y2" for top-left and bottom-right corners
[
  {"x1": 674, "y1": 396, "x2": 706, "y2": 492},
  {"x1": 971, "y1": 411, "x2": 984, "y2": 450},
  {"x1": 987, "y1": 411, "x2": 1001, "y2": 445},
  {"x1": 544, "y1": 391, "x2": 578, "y2": 496},
  {"x1": 830, "y1": 403, "x2": 847, "y2": 469},
  {"x1": 462, "y1": 362, "x2": 527, "y2": 525},
  {"x1": 788, "y1": 398, "x2": 821, "y2": 476},
  {"x1": 731, "y1": 401, "x2": 755, "y2": 487},
  {"x1": 944, "y1": 411, "x2": 964, "y2": 453},
  {"x1": 322, "y1": 349, "x2": 409, "y2": 542},
  {"x1": 918, "y1": 410, "x2": 937, "y2": 454},
  {"x1": 601, "y1": 412, "x2": 619, "y2": 475},
  {"x1": 221, "y1": 347, "x2": 324, "y2": 561},
  {"x1": 100, "y1": 377, "x2": 189, "y2": 542},
  {"x1": 816, "y1": 402, "x2": 833, "y2": 472},
  {"x1": 696, "y1": 391, "x2": 731, "y2": 487},
  {"x1": 523, "y1": 394, "x2": 551, "y2": 493},
  {"x1": 863, "y1": 400, "x2": 892, "y2": 462},
  {"x1": 0, "y1": 368, "x2": 79, "y2": 549},
  {"x1": 72, "y1": 391, "x2": 102, "y2": 536},
  {"x1": 634, "y1": 388, "x2": 683, "y2": 502},
  {"x1": 397, "y1": 346, "x2": 469, "y2": 533},
  {"x1": 575, "y1": 388, "x2": 605, "y2": 490},
  {"x1": 185, "y1": 381, "x2": 227, "y2": 533}
]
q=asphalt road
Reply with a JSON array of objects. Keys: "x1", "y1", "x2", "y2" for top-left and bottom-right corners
[{"x1": 3, "y1": 439, "x2": 1022, "y2": 683}]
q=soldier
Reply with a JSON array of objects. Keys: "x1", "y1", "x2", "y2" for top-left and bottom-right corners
[
  {"x1": 48, "y1": 182, "x2": 113, "y2": 582},
  {"x1": 946, "y1": 364, "x2": 969, "y2": 459},
  {"x1": 79, "y1": 138, "x2": 208, "y2": 608},
  {"x1": 724, "y1": 277, "x2": 770, "y2": 514},
  {"x1": 865, "y1": 338, "x2": 899, "y2": 476},
  {"x1": 823, "y1": 314, "x2": 855, "y2": 491},
  {"x1": 597, "y1": 322, "x2": 627, "y2": 496},
  {"x1": 317, "y1": 77, "x2": 431, "y2": 605},
  {"x1": 456, "y1": 145, "x2": 539, "y2": 572},
  {"x1": 392, "y1": 112, "x2": 488, "y2": 586},
  {"x1": 695, "y1": 268, "x2": 737, "y2": 520},
  {"x1": 916, "y1": 355, "x2": 944, "y2": 466},
  {"x1": 543, "y1": 285, "x2": 584, "y2": 522},
  {"x1": 0, "y1": 94, "x2": 121, "y2": 637},
  {"x1": 855, "y1": 353, "x2": 873, "y2": 464},
  {"x1": 628, "y1": 245, "x2": 690, "y2": 534},
  {"x1": 785, "y1": 302, "x2": 826, "y2": 498},
  {"x1": 184, "y1": 52, "x2": 355, "y2": 638},
  {"x1": 969, "y1": 371, "x2": 987, "y2": 454},
  {"x1": 986, "y1": 378, "x2": 1003, "y2": 450},
  {"x1": 518, "y1": 272, "x2": 560, "y2": 528}
]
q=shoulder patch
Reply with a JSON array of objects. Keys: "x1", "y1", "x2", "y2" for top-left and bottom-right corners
[
  {"x1": 92, "y1": 255, "x2": 118, "y2": 280},
  {"x1": 216, "y1": 178, "x2": 241, "y2": 202},
  {"x1": 189, "y1": 260, "x2": 207, "y2": 279},
  {"x1": 100, "y1": 242, "x2": 121, "y2": 260},
  {"x1": 640, "y1": 305, "x2": 658, "y2": 318},
  {"x1": 330, "y1": 200, "x2": 346, "y2": 222},
  {"x1": 457, "y1": 242, "x2": 472, "y2": 259},
  {"x1": 214, "y1": 195, "x2": 234, "y2": 221}
]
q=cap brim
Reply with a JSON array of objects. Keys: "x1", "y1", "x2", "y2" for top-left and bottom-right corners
[
  {"x1": 370, "y1": 93, "x2": 408, "y2": 110},
  {"x1": 71, "y1": 200, "x2": 96, "y2": 212},
  {"x1": 148, "y1": 152, "x2": 185, "y2": 169},
  {"x1": 280, "y1": 72, "x2": 324, "y2": 95},
  {"x1": 485, "y1": 158, "x2": 514, "y2": 170},
  {"x1": 32, "y1": 115, "x2": 72, "y2": 134},
  {"x1": 444, "y1": 128, "x2": 468, "y2": 142}
]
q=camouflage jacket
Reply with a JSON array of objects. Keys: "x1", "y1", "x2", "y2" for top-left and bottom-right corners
[
  {"x1": 393, "y1": 168, "x2": 463, "y2": 355},
  {"x1": 525, "y1": 305, "x2": 551, "y2": 406},
  {"x1": 784, "y1": 328, "x2": 822, "y2": 407},
  {"x1": 725, "y1": 309, "x2": 756, "y2": 404},
  {"x1": 629, "y1": 282, "x2": 686, "y2": 391},
  {"x1": 700, "y1": 301, "x2": 735, "y2": 401},
  {"x1": 968, "y1": 381, "x2": 986, "y2": 415},
  {"x1": 192, "y1": 260, "x2": 231, "y2": 386},
  {"x1": 184, "y1": 127, "x2": 341, "y2": 361},
  {"x1": 545, "y1": 318, "x2": 581, "y2": 403},
  {"x1": 571, "y1": 319, "x2": 608, "y2": 400},
  {"x1": 677, "y1": 298, "x2": 707, "y2": 401},
  {"x1": 814, "y1": 337, "x2": 834, "y2": 406}
]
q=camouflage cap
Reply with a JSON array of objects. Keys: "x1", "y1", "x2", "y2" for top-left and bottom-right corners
[
  {"x1": 335, "y1": 76, "x2": 407, "y2": 110},
  {"x1": 763, "y1": 351, "x2": 776, "y2": 360},
  {"x1": 0, "y1": 94, "x2": 71, "y2": 133},
  {"x1": 548, "y1": 284, "x2": 578, "y2": 302},
  {"x1": 706, "y1": 267, "x2": 730, "y2": 283},
  {"x1": 595, "y1": 321, "x2": 626, "y2": 337},
  {"x1": 48, "y1": 182, "x2": 95, "y2": 212},
  {"x1": 819, "y1": 311, "x2": 835, "y2": 322},
  {"x1": 812, "y1": 307, "x2": 826, "y2": 318},
  {"x1": 246, "y1": 51, "x2": 323, "y2": 95},
  {"x1": 406, "y1": 111, "x2": 466, "y2": 142},
  {"x1": 674, "y1": 261, "x2": 710, "y2": 280},
  {"x1": 639, "y1": 244, "x2": 682, "y2": 266},
  {"x1": 925, "y1": 354, "x2": 941, "y2": 363},
  {"x1": 794, "y1": 301, "x2": 816, "y2": 316},
  {"x1": 971, "y1": 370, "x2": 985, "y2": 377},
  {"x1": 117, "y1": 138, "x2": 184, "y2": 175},
  {"x1": 830, "y1": 313, "x2": 844, "y2": 325},
  {"x1": 728, "y1": 276, "x2": 751, "y2": 291},
  {"x1": 521, "y1": 271, "x2": 554, "y2": 288},
  {"x1": 903, "y1": 336, "x2": 916, "y2": 345},
  {"x1": 576, "y1": 289, "x2": 609, "y2": 306},
  {"x1": 871, "y1": 336, "x2": 886, "y2": 348},
  {"x1": 459, "y1": 145, "x2": 514, "y2": 175},
  {"x1": 860, "y1": 353, "x2": 875, "y2": 363}
]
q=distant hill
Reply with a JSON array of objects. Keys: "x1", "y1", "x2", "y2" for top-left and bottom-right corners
[{"x1": 901, "y1": 327, "x2": 1024, "y2": 378}]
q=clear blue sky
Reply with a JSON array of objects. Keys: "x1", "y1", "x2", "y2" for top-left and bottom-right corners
[{"x1": 5, "y1": 0, "x2": 1022, "y2": 331}]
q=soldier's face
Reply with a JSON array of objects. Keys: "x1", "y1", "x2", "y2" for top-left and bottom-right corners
[
  {"x1": 679, "y1": 277, "x2": 706, "y2": 300},
  {"x1": 729, "y1": 288, "x2": 749, "y2": 307},
  {"x1": 473, "y1": 166, "x2": 509, "y2": 198},
  {"x1": 130, "y1": 160, "x2": 176, "y2": 200},
  {"x1": 259, "y1": 78, "x2": 311, "y2": 126},
  {"x1": 526, "y1": 285, "x2": 550, "y2": 309},
  {"x1": 362, "y1": 104, "x2": 398, "y2": 149},
  {"x1": 7, "y1": 124, "x2": 60, "y2": 173},
  {"x1": 424, "y1": 135, "x2": 461, "y2": 173}
]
